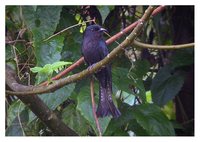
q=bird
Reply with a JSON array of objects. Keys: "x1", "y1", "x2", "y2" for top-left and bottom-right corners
[{"x1": 81, "y1": 24, "x2": 121, "y2": 118}]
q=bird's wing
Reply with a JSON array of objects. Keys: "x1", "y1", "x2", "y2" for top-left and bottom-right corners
[{"x1": 98, "y1": 40, "x2": 109, "y2": 60}]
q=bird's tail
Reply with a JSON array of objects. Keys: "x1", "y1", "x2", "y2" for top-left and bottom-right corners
[{"x1": 96, "y1": 85, "x2": 121, "y2": 118}]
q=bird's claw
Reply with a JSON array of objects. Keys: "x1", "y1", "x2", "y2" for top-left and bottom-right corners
[{"x1": 87, "y1": 63, "x2": 97, "y2": 71}]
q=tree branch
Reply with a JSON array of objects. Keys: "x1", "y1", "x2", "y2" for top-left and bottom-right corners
[
  {"x1": 6, "y1": 6, "x2": 155, "y2": 96},
  {"x1": 6, "y1": 65, "x2": 78, "y2": 136},
  {"x1": 90, "y1": 78, "x2": 102, "y2": 136},
  {"x1": 133, "y1": 40, "x2": 194, "y2": 49}
]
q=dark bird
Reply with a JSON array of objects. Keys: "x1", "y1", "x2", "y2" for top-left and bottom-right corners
[{"x1": 82, "y1": 24, "x2": 121, "y2": 118}]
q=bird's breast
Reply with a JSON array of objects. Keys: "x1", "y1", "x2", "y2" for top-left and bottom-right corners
[{"x1": 82, "y1": 39, "x2": 101, "y2": 64}]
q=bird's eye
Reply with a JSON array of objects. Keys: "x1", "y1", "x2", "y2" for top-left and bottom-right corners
[{"x1": 91, "y1": 27, "x2": 99, "y2": 31}]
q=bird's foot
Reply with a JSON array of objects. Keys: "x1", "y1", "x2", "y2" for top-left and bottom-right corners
[{"x1": 87, "y1": 63, "x2": 97, "y2": 71}]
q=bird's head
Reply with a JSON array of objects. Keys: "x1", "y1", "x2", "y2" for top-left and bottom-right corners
[{"x1": 84, "y1": 24, "x2": 108, "y2": 39}]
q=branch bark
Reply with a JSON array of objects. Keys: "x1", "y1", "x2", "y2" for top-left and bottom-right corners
[
  {"x1": 133, "y1": 40, "x2": 194, "y2": 49},
  {"x1": 90, "y1": 78, "x2": 102, "y2": 136},
  {"x1": 6, "y1": 65, "x2": 78, "y2": 136}
]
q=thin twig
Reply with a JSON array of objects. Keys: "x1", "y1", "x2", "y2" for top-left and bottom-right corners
[
  {"x1": 11, "y1": 28, "x2": 27, "y2": 80},
  {"x1": 43, "y1": 19, "x2": 95, "y2": 41},
  {"x1": 17, "y1": 102, "x2": 25, "y2": 136},
  {"x1": 6, "y1": 40, "x2": 26, "y2": 44},
  {"x1": 90, "y1": 78, "x2": 102, "y2": 136}
]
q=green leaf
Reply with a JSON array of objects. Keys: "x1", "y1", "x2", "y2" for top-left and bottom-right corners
[
  {"x1": 146, "y1": 91, "x2": 153, "y2": 103},
  {"x1": 105, "y1": 103, "x2": 175, "y2": 136},
  {"x1": 39, "y1": 84, "x2": 75, "y2": 109},
  {"x1": 133, "y1": 104, "x2": 175, "y2": 136},
  {"x1": 23, "y1": 6, "x2": 62, "y2": 41},
  {"x1": 30, "y1": 66, "x2": 43, "y2": 73},
  {"x1": 104, "y1": 103, "x2": 139, "y2": 136},
  {"x1": 62, "y1": 104, "x2": 90, "y2": 136},
  {"x1": 75, "y1": 14, "x2": 81, "y2": 21},
  {"x1": 161, "y1": 101, "x2": 176, "y2": 120},
  {"x1": 76, "y1": 86, "x2": 111, "y2": 135},
  {"x1": 31, "y1": 61, "x2": 72, "y2": 74},
  {"x1": 127, "y1": 72, "x2": 146, "y2": 103},
  {"x1": 151, "y1": 65, "x2": 185, "y2": 106},
  {"x1": 97, "y1": 6, "x2": 114, "y2": 24},
  {"x1": 127, "y1": 120, "x2": 149, "y2": 136},
  {"x1": 131, "y1": 59, "x2": 150, "y2": 78},
  {"x1": 51, "y1": 61, "x2": 72, "y2": 70},
  {"x1": 31, "y1": 61, "x2": 72, "y2": 84},
  {"x1": 28, "y1": 84, "x2": 75, "y2": 123},
  {"x1": 6, "y1": 45, "x2": 15, "y2": 61},
  {"x1": 112, "y1": 67, "x2": 132, "y2": 94},
  {"x1": 23, "y1": 6, "x2": 64, "y2": 69},
  {"x1": 112, "y1": 64, "x2": 147, "y2": 103},
  {"x1": 170, "y1": 49, "x2": 194, "y2": 68},
  {"x1": 7, "y1": 100, "x2": 26, "y2": 127},
  {"x1": 6, "y1": 109, "x2": 29, "y2": 136},
  {"x1": 34, "y1": 35, "x2": 65, "y2": 67}
]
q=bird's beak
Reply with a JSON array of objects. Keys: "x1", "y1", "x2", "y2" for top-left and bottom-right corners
[{"x1": 99, "y1": 27, "x2": 108, "y2": 33}]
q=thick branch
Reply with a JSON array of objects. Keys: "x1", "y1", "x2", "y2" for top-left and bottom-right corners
[
  {"x1": 6, "y1": 6, "x2": 155, "y2": 96},
  {"x1": 6, "y1": 65, "x2": 78, "y2": 136},
  {"x1": 133, "y1": 40, "x2": 194, "y2": 49}
]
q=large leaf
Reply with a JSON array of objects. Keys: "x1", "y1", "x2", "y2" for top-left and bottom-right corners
[
  {"x1": 151, "y1": 65, "x2": 185, "y2": 106},
  {"x1": 104, "y1": 104, "x2": 135, "y2": 136},
  {"x1": 133, "y1": 104, "x2": 175, "y2": 136},
  {"x1": 6, "y1": 109, "x2": 29, "y2": 136},
  {"x1": 28, "y1": 84, "x2": 75, "y2": 122},
  {"x1": 22, "y1": 6, "x2": 62, "y2": 41},
  {"x1": 76, "y1": 86, "x2": 111, "y2": 135},
  {"x1": 97, "y1": 6, "x2": 114, "y2": 24},
  {"x1": 112, "y1": 67, "x2": 132, "y2": 94},
  {"x1": 35, "y1": 35, "x2": 65, "y2": 67},
  {"x1": 31, "y1": 35, "x2": 65, "y2": 84},
  {"x1": 105, "y1": 103, "x2": 175, "y2": 136},
  {"x1": 131, "y1": 59, "x2": 150, "y2": 78},
  {"x1": 127, "y1": 120, "x2": 149, "y2": 136},
  {"x1": 62, "y1": 104, "x2": 90, "y2": 136},
  {"x1": 23, "y1": 6, "x2": 63, "y2": 67},
  {"x1": 6, "y1": 100, "x2": 26, "y2": 128},
  {"x1": 170, "y1": 48, "x2": 194, "y2": 68},
  {"x1": 112, "y1": 60, "x2": 150, "y2": 102},
  {"x1": 39, "y1": 83, "x2": 75, "y2": 110}
]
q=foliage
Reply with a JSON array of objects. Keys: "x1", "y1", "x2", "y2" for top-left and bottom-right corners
[
  {"x1": 6, "y1": 6, "x2": 194, "y2": 136},
  {"x1": 30, "y1": 61, "x2": 72, "y2": 84}
]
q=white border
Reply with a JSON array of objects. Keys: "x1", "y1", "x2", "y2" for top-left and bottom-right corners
[
  {"x1": 1, "y1": 1, "x2": 198, "y2": 142},
  {"x1": 1, "y1": 0, "x2": 198, "y2": 5}
]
